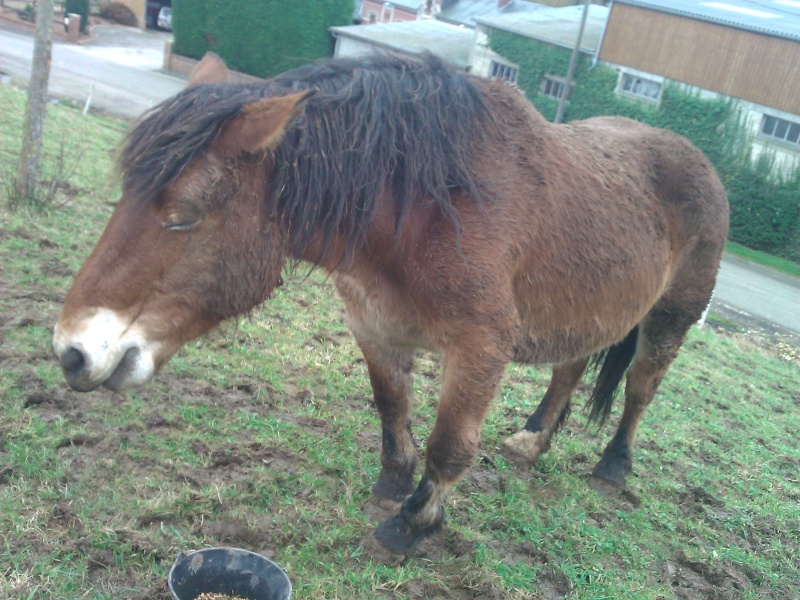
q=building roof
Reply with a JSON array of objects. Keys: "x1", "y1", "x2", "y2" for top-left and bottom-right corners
[
  {"x1": 385, "y1": 0, "x2": 423, "y2": 10},
  {"x1": 329, "y1": 20, "x2": 475, "y2": 69},
  {"x1": 476, "y1": 4, "x2": 610, "y2": 53},
  {"x1": 613, "y1": 0, "x2": 800, "y2": 41},
  {"x1": 437, "y1": 0, "x2": 542, "y2": 27}
]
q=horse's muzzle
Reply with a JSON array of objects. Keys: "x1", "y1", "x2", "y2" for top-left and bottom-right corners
[{"x1": 52, "y1": 308, "x2": 158, "y2": 392}]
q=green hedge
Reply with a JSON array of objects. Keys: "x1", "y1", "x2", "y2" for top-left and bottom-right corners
[
  {"x1": 726, "y1": 154, "x2": 800, "y2": 261},
  {"x1": 489, "y1": 30, "x2": 800, "y2": 262},
  {"x1": 172, "y1": 0, "x2": 352, "y2": 79},
  {"x1": 172, "y1": 0, "x2": 208, "y2": 60},
  {"x1": 64, "y1": 0, "x2": 89, "y2": 34}
]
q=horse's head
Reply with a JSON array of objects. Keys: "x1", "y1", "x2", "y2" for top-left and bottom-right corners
[{"x1": 53, "y1": 55, "x2": 312, "y2": 392}]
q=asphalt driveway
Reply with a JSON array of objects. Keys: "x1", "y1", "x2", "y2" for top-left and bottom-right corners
[{"x1": 1, "y1": 24, "x2": 185, "y2": 119}]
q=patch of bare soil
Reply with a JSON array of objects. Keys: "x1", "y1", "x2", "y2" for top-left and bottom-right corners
[
  {"x1": 707, "y1": 303, "x2": 800, "y2": 365},
  {"x1": 665, "y1": 549, "x2": 756, "y2": 600}
]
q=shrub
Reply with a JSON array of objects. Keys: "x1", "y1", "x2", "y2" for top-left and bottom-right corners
[
  {"x1": 65, "y1": 0, "x2": 90, "y2": 34},
  {"x1": 726, "y1": 154, "x2": 800, "y2": 262},
  {"x1": 172, "y1": 0, "x2": 353, "y2": 79},
  {"x1": 3, "y1": 142, "x2": 82, "y2": 213},
  {"x1": 98, "y1": 2, "x2": 138, "y2": 27}
]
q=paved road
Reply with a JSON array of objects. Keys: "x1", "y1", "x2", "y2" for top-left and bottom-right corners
[
  {"x1": 1, "y1": 25, "x2": 798, "y2": 334},
  {"x1": 0, "y1": 25, "x2": 185, "y2": 119},
  {"x1": 712, "y1": 253, "x2": 799, "y2": 333}
]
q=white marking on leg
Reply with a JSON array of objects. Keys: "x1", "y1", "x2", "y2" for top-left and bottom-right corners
[{"x1": 502, "y1": 430, "x2": 549, "y2": 466}]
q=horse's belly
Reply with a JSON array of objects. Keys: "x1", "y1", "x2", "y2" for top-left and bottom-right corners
[
  {"x1": 333, "y1": 273, "x2": 431, "y2": 350},
  {"x1": 511, "y1": 262, "x2": 670, "y2": 364},
  {"x1": 512, "y1": 326, "x2": 626, "y2": 365}
]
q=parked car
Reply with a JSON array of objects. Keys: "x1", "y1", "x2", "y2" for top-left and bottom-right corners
[
  {"x1": 145, "y1": 0, "x2": 170, "y2": 29},
  {"x1": 157, "y1": 6, "x2": 172, "y2": 30}
]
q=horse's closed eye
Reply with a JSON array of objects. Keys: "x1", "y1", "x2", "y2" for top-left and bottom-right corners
[{"x1": 164, "y1": 220, "x2": 201, "y2": 232}]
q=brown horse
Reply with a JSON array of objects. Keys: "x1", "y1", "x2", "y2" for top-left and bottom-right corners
[{"x1": 53, "y1": 53, "x2": 729, "y2": 557}]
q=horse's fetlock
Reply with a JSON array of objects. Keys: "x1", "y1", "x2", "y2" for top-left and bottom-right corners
[
  {"x1": 501, "y1": 429, "x2": 550, "y2": 467},
  {"x1": 400, "y1": 477, "x2": 435, "y2": 515},
  {"x1": 523, "y1": 413, "x2": 546, "y2": 434},
  {"x1": 425, "y1": 448, "x2": 475, "y2": 483},
  {"x1": 373, "y1": 464, "x2": 416, "y2": 502}
]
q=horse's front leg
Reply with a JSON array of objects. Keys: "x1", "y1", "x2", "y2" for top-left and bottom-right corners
[
  {"x1": 373, "y1": 342, "x2": 507, "y2": 554},
  {"x1": 357, "y1": 338, "x2": 418, "y2": 504}
]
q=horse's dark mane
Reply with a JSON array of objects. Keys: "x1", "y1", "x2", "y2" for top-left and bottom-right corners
[{"x1": 120, "y1": 54, "x2": 492, "y2": 259}]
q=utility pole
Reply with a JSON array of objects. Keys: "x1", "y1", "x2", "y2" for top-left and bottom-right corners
[
  {"x1": 554, "y1": 0, "x2": 591, "y2": 124},
  {"x1": 16, "y1": 0, "x2": 55, "y2": 200}
]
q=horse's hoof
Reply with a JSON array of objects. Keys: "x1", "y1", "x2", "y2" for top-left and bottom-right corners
[
  {"x1": 501, "y1": 430, "x2": 550, "y2": 468},
  {"x1": 374, "y1": 513, "x2": 442, "y2": 555},
  {"x1": 362, "y1": 496, "x2": 402, "y2": 523},
  {"x1": 360, "y1": 530, "x2": 406, "y2": 566},
  {"x1": 589, "y1": 474, "x2": 624, "y2": 496},
  {"x1": 591, "y1": 455, "x2": 630, "y2": 489}
]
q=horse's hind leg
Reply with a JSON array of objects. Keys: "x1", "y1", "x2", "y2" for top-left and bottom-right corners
[
  {"x1": 358, "y1": 339, "x2": 418, "y2": 504},
  {"x1": 502, "y1": 357, "x2": 589, "y2": 468},
  {"x1": 591, "y1": 299, "x2": 708, "y2": 487}
]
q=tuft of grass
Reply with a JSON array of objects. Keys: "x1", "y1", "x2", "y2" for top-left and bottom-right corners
[{"x1": 1, "y1": 82, "x2": 798, "y2": 600}]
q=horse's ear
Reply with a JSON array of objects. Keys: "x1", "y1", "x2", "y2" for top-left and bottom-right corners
[
  {"x1": 217, "y1": 90, "x2": 315, "y2": 156},
  {"x1": 188, "y1": 52, "x2": 231, "y2": 86}
]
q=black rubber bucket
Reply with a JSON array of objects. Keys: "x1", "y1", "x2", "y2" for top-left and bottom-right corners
[{"x1": 168, "y1": 547, "x2": 291, "y2": 600}]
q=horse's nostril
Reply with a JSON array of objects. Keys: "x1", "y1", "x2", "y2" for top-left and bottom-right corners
[{"x1": 60, "y1": 346, "x2": 86, "y2": 375}]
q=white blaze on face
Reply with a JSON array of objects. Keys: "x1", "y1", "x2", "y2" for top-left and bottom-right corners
[{"x1": 52, "y1": 307, "x2": 162, "y2": 391}]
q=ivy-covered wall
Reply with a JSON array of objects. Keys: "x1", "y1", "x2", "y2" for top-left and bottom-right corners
[
  {"x1": 489, "y1": 30, "x2": 586, "y2": 122},
  {"x1": 488, "y1": 29, "x2": 800, "y2": 261},
  {"x1": 172, "y1": 0, "x2": 353, "y2": 79}
]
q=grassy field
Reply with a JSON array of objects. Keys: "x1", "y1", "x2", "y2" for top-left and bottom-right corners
[
  {"x1": 724, "y1": 242, "x2": 800, "y2": 279},
  {"x1": 1, "y1": 84, "x2": 799, "y2": 600}
]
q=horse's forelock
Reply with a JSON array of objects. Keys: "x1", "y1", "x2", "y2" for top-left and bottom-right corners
[{"x1": 118, "y1": 84, "x2": 260, "y2": 198}]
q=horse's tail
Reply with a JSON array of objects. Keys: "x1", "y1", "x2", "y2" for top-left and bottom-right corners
[{"x1": 586, "y1": 326, "x2": 639, "y2": 427}]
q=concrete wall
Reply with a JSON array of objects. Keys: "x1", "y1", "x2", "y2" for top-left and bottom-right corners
[{"x1": 333, "y1": 36, "x2": 384, "y2": 59}]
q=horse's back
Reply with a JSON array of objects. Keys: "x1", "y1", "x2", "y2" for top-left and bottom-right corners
[
  {"x1": 475, "y1": 92, "x2": 728, "y2": 361},
  {"x1": 553, "y1": 114, "x2": 729, "y2": 259},
  {"x1": 565, "y1": 116, "x2": 728, "y2": 216}
]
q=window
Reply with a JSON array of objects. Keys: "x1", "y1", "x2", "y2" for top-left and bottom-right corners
[
  {"x1": 489, "y1": 61, "x2": 518, "y2": 84},
  {"x1": 541, "y1": 76, "x2": 571, "y2": 100},
  {"x1": 620, "y1": 73, "x2": 661, "y2": 101},
  {"x1": 761, "y1": 115, "x2": 800, "y2": 146},
  {"x1": 367, "y1": 11, "x2": 378, "y2": 23}
]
